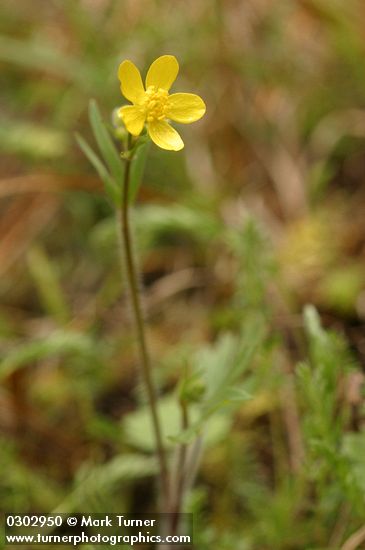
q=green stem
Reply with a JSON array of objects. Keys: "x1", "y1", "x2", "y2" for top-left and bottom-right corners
[
  {"x1": 168, "y1": 399, "x2": 189, "y2": 534},
  {"x1": 117, "y1": 145, "x2": 169, "y2": 506}
]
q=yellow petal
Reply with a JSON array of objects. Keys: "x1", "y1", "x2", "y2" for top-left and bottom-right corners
[
  {"x1": 118, "y1": 60, "x2": 145, "y2": 103},
  {"x1": 165, "y1": 93, "x2": 206, "y2": 124},
  {"x1": 146, "y1": 55, "x2": 179, "y2": 92},
  {"x1": 148, "y1": 120, "x2": 184, "y2": 151},
  {"x1": 119, "y1": 105, "x2": 146, "y2": 136}
]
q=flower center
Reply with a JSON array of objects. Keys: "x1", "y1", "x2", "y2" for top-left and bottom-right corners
[{"x1": 143, "y1": 86, "x2": 169, "y2": 122}]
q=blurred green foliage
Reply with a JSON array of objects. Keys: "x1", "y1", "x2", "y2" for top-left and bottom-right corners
[{"x1": 1, "y1": 1, "x2": 365, "y2": 549}]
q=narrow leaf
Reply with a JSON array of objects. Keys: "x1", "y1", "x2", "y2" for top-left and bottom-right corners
[
  {"x1": 27, "y1": 245, "x2": 70, "y2": 324},
  {"x1": 0, "y1": 331, "x2": 99, "y2": 380},
  {"x1": 129, "y1": 141, "x2": 150, "y2": 202},
  {"x1": 89, "y1": 99, "x2": 124, "y2": 185},
  {"x1": 75, "y1": 133, "x2": 119, "y2": 203}
]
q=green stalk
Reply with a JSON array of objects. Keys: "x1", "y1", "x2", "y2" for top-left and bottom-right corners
[
  {"x1": 117, "y1": 145, "x2": 169, "y2": 507},
  {"x1": 168, "y1": 399, "x2": 189, "y2": 535}
]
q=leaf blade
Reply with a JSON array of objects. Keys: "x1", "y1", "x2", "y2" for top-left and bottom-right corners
[
  {"x1": 89, "y1": 99, "x2": 124, "y2": 186},
  {"x1": 129, "y1": 141, "x2": 150, "y2": 202},
  {"x1": 75, "y1": 133, "x2": 119, "y2": 203}
]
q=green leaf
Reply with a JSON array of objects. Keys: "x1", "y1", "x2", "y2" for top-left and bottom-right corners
[
  {"x1": 75, "y1": 133, "x2": 119, "y2": 203},
  {"x1": 122, "y1": 396, "x2": 231, "y2": 452},
  {"x1": 303, "y1": 304, "x2": 326, "y2": 342},
  {"x1": 0, "y1": 118, "x2": 68, "y2": 159},
  {"x1": 202, "y1": 316, "x2": 264, "y2": 411},
  {"x1": 129, "y1": 141, "x2": 150, "y2": 203},
  {"x1": 27, "y1": 245, "x2": 70, "y2": 324},
  {"x1": 0, "y1": 331, "x2": 99, "y2": 380},
  {"x1": 343, "y1": 432, "x2": 365, "y2": 491},
  {"x1": 170, "y1": 318, "x2": 264, "y2": 444},
  {"x1": 53, "y1": 454, "x2": 157, "y2": 514},
  {"x1": 224, "y1": 387, "x2": 252, "y2": 403},
  {"x1": 88, "y1": 99, "x2": 124, "y2": 185},
  {"x1": 0, "y1": 35, "x2": 90, "y2": 87}
]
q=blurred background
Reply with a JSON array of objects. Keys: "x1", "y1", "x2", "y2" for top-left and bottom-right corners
[{"x1": 1, "y1": 1, "x2": 365, "y2": 548}]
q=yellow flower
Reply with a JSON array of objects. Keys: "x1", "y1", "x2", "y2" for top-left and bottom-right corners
[{"x1": 118, "y1": 55, "x2": 206, "y2": 151}]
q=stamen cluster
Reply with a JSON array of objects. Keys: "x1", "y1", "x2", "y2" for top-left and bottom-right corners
[{"x1": 144, "y1": 86, "x2": 169, "y2": 122}]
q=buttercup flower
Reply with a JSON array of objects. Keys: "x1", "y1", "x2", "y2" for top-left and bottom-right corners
[{"x1": 118, "y1": 55, "x2": 206, "y2": 151}]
